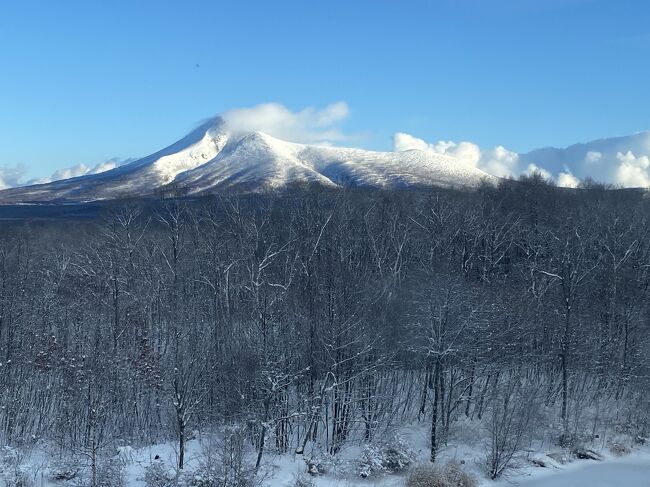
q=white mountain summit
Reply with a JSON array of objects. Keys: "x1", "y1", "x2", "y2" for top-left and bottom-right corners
[{"x1": 0, "y1": 118, "x2": 497, "y2": 204}]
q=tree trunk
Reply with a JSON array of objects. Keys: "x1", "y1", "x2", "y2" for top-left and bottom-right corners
[
  {"x1": 256, "y1": 396, "x2": 270, "y2": 470},
  {"x1": 430, "y1": 361, "x2": 440, "y2": 463},
  {"x1": 178, "y1": 416, "x2": 185, "y2": 470}
]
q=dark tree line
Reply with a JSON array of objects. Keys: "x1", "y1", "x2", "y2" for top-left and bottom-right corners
[{"x1": 0, "y1": 179, "x2": 649, "y2": 475}]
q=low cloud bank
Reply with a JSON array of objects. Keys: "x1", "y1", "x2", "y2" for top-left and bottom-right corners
[
  {"x1": 0, "y1": 158, "x2": 131, "y2": 188},
  {"x1": 393, "y1": 131, "x2": 650, "y2": 188}
]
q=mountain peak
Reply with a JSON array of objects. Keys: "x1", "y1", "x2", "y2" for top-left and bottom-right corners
[{"x1": 0, "y1": 123, "x2": 497, "y2": 204}]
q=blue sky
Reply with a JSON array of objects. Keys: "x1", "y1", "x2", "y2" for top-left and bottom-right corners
[{"x1": 0, "y1": 0, "x2": 649, "y2": 181}]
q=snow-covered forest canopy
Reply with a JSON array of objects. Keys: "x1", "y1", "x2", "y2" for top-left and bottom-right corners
[{"x1": 1, "y1": 177, "x2": 649, "y2": 485}]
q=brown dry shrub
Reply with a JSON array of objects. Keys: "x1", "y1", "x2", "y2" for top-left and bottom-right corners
[{"x1": 406, "y1": 461, "x2": 476, "y2": 487}]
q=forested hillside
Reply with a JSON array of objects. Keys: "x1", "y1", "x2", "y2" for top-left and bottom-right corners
[{"x1": 1, "y1": 178, "x2": 649, "y2": 485}]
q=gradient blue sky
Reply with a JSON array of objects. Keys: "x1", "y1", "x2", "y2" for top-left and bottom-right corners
[{"x1": 1, "y1": 0, "x2": 649, "y2": 180}]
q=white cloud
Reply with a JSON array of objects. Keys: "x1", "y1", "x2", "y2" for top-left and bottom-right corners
[
  {"x1": 557, "y1": 171, "x2": 580, "y2": 188},
  {"x1": 445, "y1": 142, "x2": 482, "y2": 167},
  {"x1": 31, "y1": 159, "x2": 124, "y2": 185},
  {"x1": 90, "y1": 159, "x2": 121, "y2": 174},
  {"x1": 585, "y1": 151, "x2": 602, "y2": 164},
  {"x1": 1, "y1": 158, "x2": 127, "y2": 188},
  {"x1": 615, "y1": 151, "x2": 650, "y2": 188},
  {"x1": 0, "y1": 165, "x2": 26, "y2": 190},
  {"x1": 479, "y1": 145, "x2": 520, "y2": 178},
  {"x1": 521, "y1": 131, "x2": 650, "y2": 188},
  {"x1": 525, "y1": 163, "x2": 553, "y2": 180},
  {"x1": 50, "y1": 163, "x2": 92, "y2": 181},
  {"x1": 392, "y1": 133, "x2": 519, "y2": 178},
  {"x1": 393, "y1": 132, "x2": 433, "y2": 152},
  {"x1": 393, "y1": 130, "x2": 650, "y2": 188},
  {"x1": 222, "y1": 102, "x2": 352, "y2": 145}
]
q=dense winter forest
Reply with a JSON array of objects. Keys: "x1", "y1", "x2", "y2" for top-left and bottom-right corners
[{"x1": 1, "y1": 177, "x2": 649, "y2": 485}]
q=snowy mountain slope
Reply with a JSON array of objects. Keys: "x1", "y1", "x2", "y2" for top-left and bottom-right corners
[{"x1": 0, "y1": 119, "x2": 497, "y2": 203}]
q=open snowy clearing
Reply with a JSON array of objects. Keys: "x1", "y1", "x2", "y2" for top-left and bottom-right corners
[
  {"x1": 13, "y1": 427, "x2": 650, "y2": 487},
  {"x1": 500, "y1": 458, "x2": 650, "y2": 487}
]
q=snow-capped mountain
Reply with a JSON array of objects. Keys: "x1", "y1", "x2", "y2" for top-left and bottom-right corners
[{"x1": 0, "y1": 118, "x2": 497, "y2": 204}]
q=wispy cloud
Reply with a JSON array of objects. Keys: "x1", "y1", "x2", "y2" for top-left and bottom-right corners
[
  {"x1": 30, "y1": 158, "x2": 128, "y2": 184},
  {"x1": 1, "y1": 158, "x2": 131, "y2": 188},
  {"x1": 221, "y1": 102, "x2": 353, "y2": 145},
  {"x1": 0, "y1": 164, "x2": 27, "y2": 190}
]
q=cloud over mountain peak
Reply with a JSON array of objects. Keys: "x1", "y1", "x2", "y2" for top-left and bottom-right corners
[{"x1": 221, "y1": 102, "x2": 352, "y2": 145}]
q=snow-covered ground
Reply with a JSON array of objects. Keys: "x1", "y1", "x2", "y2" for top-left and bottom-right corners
[
  {"x1": 497, "y1": 456, "x2": 650, "y2": 487},
  {"x1": 9, "y1": 423, "x2": 649, "y2": 487}
]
